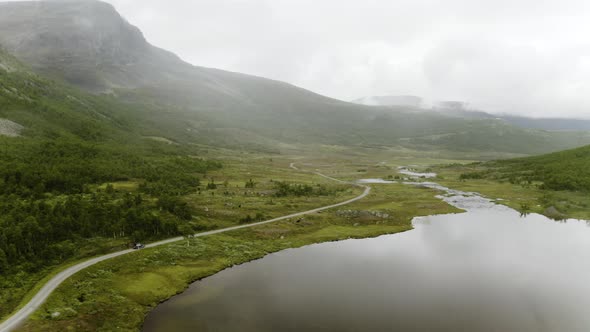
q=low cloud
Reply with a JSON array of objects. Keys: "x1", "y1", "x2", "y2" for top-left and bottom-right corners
[{"x1": 6, "y1": 0, "x2": 590, "y2": 118}]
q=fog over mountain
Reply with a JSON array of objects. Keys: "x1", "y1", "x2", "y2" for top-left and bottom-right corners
[
  {"x1": 3, "y1": 0, "x2": 590, "y2": 119},
  {"x1": 352, "y1": 96, "x2": 423, "y2": 108},
  {"x1": 1, "y1": 3, "x2": 590, "y2": 331}
]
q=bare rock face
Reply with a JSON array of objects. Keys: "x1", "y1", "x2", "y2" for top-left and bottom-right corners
[
  {"x1": 0, "y1": 1, "x2": 333, "y2": 110},
  {"x1": 0, "y1": 0, "x2": 184, "y2": 92},
  {"x1": 0, "y1": 119, "x2": 24, "y2": 137}
]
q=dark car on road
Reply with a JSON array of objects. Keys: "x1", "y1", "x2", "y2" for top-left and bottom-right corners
[{"x1": 133, "y1": 243, "x2": 145, "y2": 250}]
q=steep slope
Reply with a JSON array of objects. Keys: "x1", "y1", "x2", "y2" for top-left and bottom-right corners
[
  {"x1": 0, "y1": 0, "x2": 177, "y2": 92},
  {"x1": 1, "y1": 0, "x2": 590, "y2": 155},
  {"x1": 0, "y1": 46, "x2": 123, "y2": 140},
  {"x1": 0, "y1": 46, "x2": 227, "y2": 321},
  {"x1": 0, "y1": 0, "x2": 346, "y2": 107}
]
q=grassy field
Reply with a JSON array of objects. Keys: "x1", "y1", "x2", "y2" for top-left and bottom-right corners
[
  {"x1": 16, "y1": 160, "x2": 461, "y2": 331},
  {"x1": 311, "y1": 147, "x2": 590, "y2": 221},
  {"x1": 0, "y1": 154, "x2": 355, "y2": 323},
  {"x1": 0, "y1": 143, "x2": 472, "y2": 323},
  {"x1": 0, "y1": 237, "x2": 131, "y2": 323},
  {"x1": 181, "y1": 157, "x2": 358, "y2": 230},
  {"x1": 14, "y1": 146, "x2": 588, "y2": 332}
]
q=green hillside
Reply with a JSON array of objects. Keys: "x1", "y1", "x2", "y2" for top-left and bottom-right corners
[
  {"x1": 114, "y1": 81, "x2": 590, "y2": 155},
  {"x1": 0, "y1": 46, "x2": 137, "y2": 141},
  {"x1": 0, "y1": 48, "x2": 224, "y2": 315},
  {"x1": 1, "y1": 1, "x2": 590, "y2": 155},
  {"x1": 483, "y1": 145, "x2": 590, "y2": 192},
  {"x1": 0, "y1": 2, "x2": 589, "y2": 284},
  {"x1": 1, "y1": 2, "x2": 590, "y2": 328},
  {"x1": 438, "y1": 144, "x2": 590, "y2": 221}
]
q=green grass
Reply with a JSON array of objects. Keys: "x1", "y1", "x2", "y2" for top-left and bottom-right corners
[
  {"x1": 435, "y1": 164, "x2": 590, "y2": 220},
  {"x1": 0, "y1": 237, "x2": 130, "y2": 322},
  {"x1": 0, "y1": 156, "x2": 354, "y2": 321},
  {"x1": 493, "y1": 145, "x2": 590, "y2": 192},
  {"x1": 429, "y1": 144, "x2": 590, "y2": 220},
  {"x1": 174, "y1": 157, "x2": 363, "y2": 229},
  {"x1": 11, "y1": 148, "x2": 589, "y2": 331},
  {"x1": 0, "y1": 260, "x2": 83, "y2": 323},
  {"x1": 2, "y1": 23, "x2": 589, "y2": 332},
  {"x1": 17, "y1": 180, "x2": 460, "y2": 332}
]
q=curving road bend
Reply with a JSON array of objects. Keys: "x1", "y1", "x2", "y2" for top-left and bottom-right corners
[{"x1": 0, "y1": 164, "x2": 370, "y2": 332}]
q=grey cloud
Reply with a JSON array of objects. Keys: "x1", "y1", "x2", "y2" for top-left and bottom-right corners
[{"x1": 4, "y1": 0, "x2": 590, "y2": 118}]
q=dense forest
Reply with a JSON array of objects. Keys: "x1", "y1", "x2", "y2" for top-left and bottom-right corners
[
  {"x1": 0, "y1": 51, "x2": 224, "y2": 278},
  {"x1": 0, "y1": 137, "x2": 221, "y2": 275},
  {"x1": 273, "y1": 181, "x2": 344, "y2": 197}
]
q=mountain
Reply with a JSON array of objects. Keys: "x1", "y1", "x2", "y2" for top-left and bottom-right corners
[
  {"x1": 359, "y1": 95, "x2": 590, "y2": 131},
  {"x1": 0, "y1": 45, "x2": 119, "y2": 140},
  {"x1": 352, "y1": 95, "x2": 422, "y2": 107},
  {"x1": 1, "y1": 0, "x2": 590, "y2": 156},
  {"x1": 0, "y1": 0, "x2": 181, "y2": 92},
  {"x1": 0, "y1": 0, "x2": 348, "y2": 105},
  {"x1": 497, "y1": 115, "x2": 590, "y2": 131},
  {"x1": 434, "y1": 102, "x2": 590, "y2": 130}
]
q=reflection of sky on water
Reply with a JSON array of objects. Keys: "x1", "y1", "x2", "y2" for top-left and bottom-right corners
[{"x1": 144, "y1": 181, "x2": 590, "y2": 332}]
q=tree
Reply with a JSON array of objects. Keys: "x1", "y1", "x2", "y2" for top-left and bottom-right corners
[
  {"x1": 245, "y1": 179, "x2": 256, "y2": 188},
  {"x1": 206, "y1": 179, "x2": 217, "y2": 190},
  {"x1": 105, "y1": 183, "x2": 115, "y2": 194},
  {"x1": 0, "y1": 248, "x2": 7, "y2": 273},
  {"x1": 178, "y1": 224, "x2": 195, "y2": 247}
]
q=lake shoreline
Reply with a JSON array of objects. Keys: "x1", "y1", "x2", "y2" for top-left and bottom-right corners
[
  {"x1": 143, "y1": 179, "x2": 590, "y2": 332},
  {"x1": 18, "y1": 180, "x2": 460, "y2": 331}
]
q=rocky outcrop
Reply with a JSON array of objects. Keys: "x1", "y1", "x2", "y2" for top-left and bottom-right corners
[
  {"x1": 0, "y1": 119, "x2": 24, "y2": 137},
  {"x1": 0, "y1": 1, "x2": 338, "y2": 111},
  {"x1": 544, "y1": 206, "x2": 567, "y2": 220},
  {"x1": 0, "y1": 0, "x2": 185, "y2": 92}
]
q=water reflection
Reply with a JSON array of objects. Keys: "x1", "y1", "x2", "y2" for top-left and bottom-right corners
[{"x1": 143, "y1": 180, "x2": 590, "y2": 332}]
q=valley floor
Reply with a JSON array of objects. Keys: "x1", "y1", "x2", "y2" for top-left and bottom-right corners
[
  {"x1": 434, "y1": 165, "x2": 590, "y2": 221},
  {"x1": 8, "y1": 152, "x2": 462, "y2": 332},
  {"x1": 4, "y1": 147, "x2": 588, "y2": 332}
]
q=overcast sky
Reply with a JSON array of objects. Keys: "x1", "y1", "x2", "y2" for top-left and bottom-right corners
[{"x1": 10, "y1": 0, "x2": 590, "y2": 118}]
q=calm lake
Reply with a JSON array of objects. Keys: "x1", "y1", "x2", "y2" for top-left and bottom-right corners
[{"x1": 143, "y1": 181, "x2": 590, "y2": 332}]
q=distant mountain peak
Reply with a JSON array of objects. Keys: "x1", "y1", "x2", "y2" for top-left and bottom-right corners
[{"x1": 0, "y1": 0, "x2": 174, "y2": 91}]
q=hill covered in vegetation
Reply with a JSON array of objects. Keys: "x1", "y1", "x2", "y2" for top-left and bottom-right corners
[
  {"x1": 1, "y1": 1, "x2": 590, "y2": 155},
  {"x1": 0, "y1": 46, "x2": 225, "y2": 318},
  {"x1": 0, "y1": 2, "x2": 589, "y2": 278},
  {"x1": 437, "y1": 144, "x2": 590, "y2": 221},
  {"x1": 467, "y1": 145, "x2": 590, "y2": 192}
]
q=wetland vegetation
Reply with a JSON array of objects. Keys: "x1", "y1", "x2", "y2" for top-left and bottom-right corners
[
  {"x1": 1, "y1": 2, "x2": 590, "y2": 331},
  {"x1": 14, "y1": 158, "x2": 461, "y2": 331}
]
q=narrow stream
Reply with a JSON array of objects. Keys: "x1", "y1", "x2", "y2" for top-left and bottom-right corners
[{"x1": 143, "y1": 175, "x2": 590, "y2": 332}]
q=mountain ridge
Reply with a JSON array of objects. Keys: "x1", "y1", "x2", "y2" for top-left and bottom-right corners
[
  {"x1": 1, "y1": 0, "x2": 590, "y2": 155},
  {"x1": 355, "y1": 94, "x2": 590, "y2": 131},
  {"x1": 0, "y1": 0, "x2": 349, "y2": 107}
]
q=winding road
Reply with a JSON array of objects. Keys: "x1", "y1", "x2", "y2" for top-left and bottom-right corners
[{"x1": 0, "y1": 164, "x2": 370, "y2": 332}]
